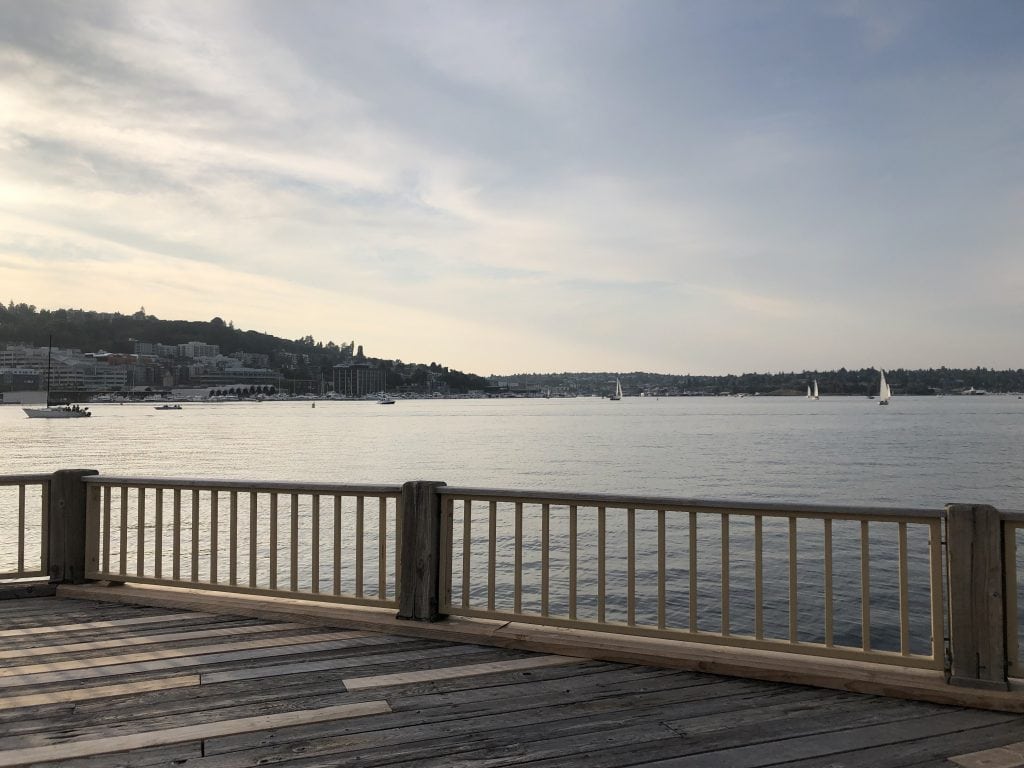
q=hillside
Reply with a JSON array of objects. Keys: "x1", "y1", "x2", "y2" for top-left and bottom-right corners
[{"x1": 0, "y1": 302, "x2": 489, "y2": 393}]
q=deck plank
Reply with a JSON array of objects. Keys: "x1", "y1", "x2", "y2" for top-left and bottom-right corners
[{"x1": 4, "y1": 595, "x2": 1024, "y2": 768}]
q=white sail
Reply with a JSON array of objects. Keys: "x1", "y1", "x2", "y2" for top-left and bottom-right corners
[
  {"x1": 610, "y1": 378, "x2": 622, "y2": 401},
  {"x1": 812, "y1": 380, "x2": 819, "y2": 399},
  {"x1": 879, "y1": 370, "x2": 891, "y2": 404}
]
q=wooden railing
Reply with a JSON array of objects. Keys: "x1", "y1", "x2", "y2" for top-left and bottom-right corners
[
  {"x1": 80, "y1": 476, "x2": 403, "y2": 609},
  {"x1": 0, "y1": 474, "x2": 49, "y2": 580},
  {"x1": 1, "y1": 471, "x2": 1018, "y2": 693},
  {"x1": 437, "y1": 488, "x2": 946, "y2": 669}
]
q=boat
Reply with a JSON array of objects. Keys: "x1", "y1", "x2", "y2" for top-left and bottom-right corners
[
  {"x1": 154, "y1": 404, "x2": 182, "y2": 410},
  {"x1": 24, "y1": 404, "x2": 91, "y2": 419},
  {"x1": 610, "y1": 378, "x2": 623, "y2": 401},
  {"x1": 378, "y1": 394, "x2": 395, "y2": 405},
  {"x1": 878, "y1": 370, "x2": 892, "y2": 406},
  {"x1": 23, "y1": 338, "x2": 92, "y2": 418},
  {"x1": 807, "y1": 380, "x2": 820, "y2": 400}
]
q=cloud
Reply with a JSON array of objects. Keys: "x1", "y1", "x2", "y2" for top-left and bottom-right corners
[{"x1": 1, "y1": 1, "x2": 1022, "y2": 374}]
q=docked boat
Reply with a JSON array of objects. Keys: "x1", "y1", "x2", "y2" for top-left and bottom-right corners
[{"x1": 878, "y1": 370, "x2": 892, "y2": 406}]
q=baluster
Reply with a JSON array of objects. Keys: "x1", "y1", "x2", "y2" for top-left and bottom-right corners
[
  {"x1": 487, "y1": 500, "x2": 497, "y2": 611},
  {"x1": 688, "y1": 510, "x2": 697, "y2": 631},
  {"x1": 229, "y1": 490, "x2": 238, "y2": 587},
  {"x1": 898, "y1": 521, "x2": 909, "y2": 655},
  {"x1": 627, "y1": 507, "x2": 635, "y2": 626},
  {"x1": 514, "y1": 501, "x2": 523, "y2": 613},
  {"x1": 119, "y1": 486, "x2": 128, "y2": 576},
  {"x1": 355, "y1": 496, "x2": 364, "y2": 598},
  {"x1": 789, "y1": 516, "x2": 798, "y2": 643},
  {"x1": 137, "y1": 487, "x2": 146, "y2": 577},
  {"x1": 597, "y1": 506, "x2": 606, "y2": 623},
  {"x1": 570, "y1": 504, "x2": 578, "y2": 622},
  {"x1": 154, "y1": 489, "x2": 163, "y2": 579},
  {"x1": 210, "y1": 490, "x2": 218, "y2": 584},
  {"x1": 460, "y1": 499, "x2": 470, "y2": 608},
  {"x1": 541, "y1": 502, "x2": 550, "y2": 617},
  {"x1": 332, "y1": 495, "x2": 341, "y2": 596},
  {"x1": 172, "y1": 488, "x2": 181, "y2": 581},
  {"x1": 378, "y1": 496, "x2": 387, "y2": 599},
  {"x1": 860, "y1": 520, "x2": 871, "y2": 651},
  {"x1": 657, "y1": 509, "x2": 665, "y2": 630},
  {"x1": 311, "y1": 494, "x2": 320, "y2": 595},
  {"x1": 721, "y1": 513, "x2": 730, "y2": 636},
  {"x1": 17, "y1": 485, "x2": 25, "y2": 574},
  {"x1": 190, "y1": 489, "x2": 199, "y2": 582},
  {"x1": 290, "y1": 493, "x2": 299, "y2": 592},
  {"x1": 754, "y1": 515, "x2": 764, "y2": 639},
  {"x1": 102, "y1": 486, "x2": 111, "y2": 575},
  {"x1": 249, "y1": 492, "x2": 258, "y2": 588},
  {"x1": 823, "y1": 518, "x2": 833, "y2": 647},
  {"x1": 269, "y1": 493, "x2": 278, "y2": 590}
]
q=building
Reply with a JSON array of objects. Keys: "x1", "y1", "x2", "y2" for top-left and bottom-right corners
[{"x1": 177, "y1": 341, "x2": 220, "y2": 359}]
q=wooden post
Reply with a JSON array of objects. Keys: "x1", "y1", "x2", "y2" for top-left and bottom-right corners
[
  {"x1": 396, "y1": 480, "x2": 446, "y2": 622},
  {"x1": 946, "y1": 503, "x2": 1008, "y2": 690},
  {"x1": 47, "y1": 469, "x2": 100, "y2": 585}
]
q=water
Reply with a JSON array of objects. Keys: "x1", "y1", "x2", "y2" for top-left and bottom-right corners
[
  {"x1": 3, "y1": 395, "x2": 1023, "y2": 653},
  {"x1": 2, "y1": 395, "x2": 1022, "y2": 507}
]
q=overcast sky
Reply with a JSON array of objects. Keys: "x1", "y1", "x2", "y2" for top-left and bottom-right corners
[{"x1": 1, "y1": 1, "x2": 1021, "y2": 375}]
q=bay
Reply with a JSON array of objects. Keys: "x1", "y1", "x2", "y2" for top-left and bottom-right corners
[
  {"x1": 2, "y1": 395, "x2": 1022, "y2": 508},
  {"x1": 3, "y1": 395, "x2": 1023, "y2": 654}
]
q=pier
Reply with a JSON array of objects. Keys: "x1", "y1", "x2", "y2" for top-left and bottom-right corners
[{"x1": 4, "y1": 470, "x2": 1024, "y2": 765}]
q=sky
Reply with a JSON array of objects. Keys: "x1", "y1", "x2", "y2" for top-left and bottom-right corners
[{"x1": 1, "y1": 1, "x2": 1022, "y2": 376}]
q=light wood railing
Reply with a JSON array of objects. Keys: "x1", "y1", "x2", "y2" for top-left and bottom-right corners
[
  {"x1": 1, "y1": 471, "x2": 1018, "y2": 693},
  {"x1": 0, "y1": 474, "x2": 49, "y2": 580},
  {"x1": 81, "y1": 475, "x2": 402, "y2": 609},
  {"x1": 437, "y1": 488, "x2": 946, "y2": 669}
]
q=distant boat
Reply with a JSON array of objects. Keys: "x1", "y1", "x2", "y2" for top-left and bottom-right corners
[
  {"x1": 878, "y1": 370, "x2": 892, "y2": 406},
  {"x1": 609, "y1": 378, "x2": 623, "y2": 401},
  {"x1": 154, "y1": 404, "x2": 182, "y2": 410},
  {"x1": 807, "y1": 380, "x2": 819, "y2": 400},
  {"x1": 23, "y1": 337, "x2": 92, "y2": 419},
  {"x1": 378, "y1": 395, "x2": 395, "y2": 405}
]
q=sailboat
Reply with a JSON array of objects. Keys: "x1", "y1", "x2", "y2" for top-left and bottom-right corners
[
  {"x1": 23, "y1": 338, "x2": 91, "y2": 419},
  {"x1": 808, "y1": 380, "x2": 820, "y2": 400},
  {"x1": 878, "y1": 370, "x2": 892, "y2": 406},
  {"x1": 610, "y1": 378, "x2": 623, "y2": 401}
]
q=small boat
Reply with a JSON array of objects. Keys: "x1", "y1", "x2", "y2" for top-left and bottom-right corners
[
  {"x1": 878, "y1": 369, "x2": 892, "y2": 406},
  {"x1": 23, "y1": 405, "x2": 91, "y2": 419},
  {"x1": 807, "y1": 380, "x2": 820, "y2": 400},
  {"x1": 378, "y1": 394, "x2": 395, "y2": 405},
  {"x1": 154, "y1": 404, "x2": 182, "y2": 410},
  {"x1": 609, "y1": 378, "x2": 623, "y2": 401}
]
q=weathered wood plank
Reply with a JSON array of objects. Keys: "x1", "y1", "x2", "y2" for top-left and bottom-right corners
[
  {"x1": 0, "y1": 612, "x2": 214, "y2": 638},
  {"x1": 0, "y1": 701, "x2": 390, "y2": 767},
  {"x1": 773, "y1": 722, "x2": 1024, "y2": 767},
  {"x1": 0, "y1": 631, "x2": 365, "y2": 678},
  {"x1": 0, "y1": 676, "x2": 200, "y2": 712},
  {"x1": 201, "y1": 640, "x2": 493, "y2": 683},
  {"x1": 0, "y1": 623, "x2": 309, "y2": 660},
  {"x1": 343, "y1": 655, "x2": 580, "y2": 690},
  {"x1": 0, "y1": 635, "x2": 379, "y2": 690}
]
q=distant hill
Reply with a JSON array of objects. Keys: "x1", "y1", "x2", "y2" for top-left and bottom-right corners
[{"x1": 0, "y1": 302, "x2": 489, "y2": 393}]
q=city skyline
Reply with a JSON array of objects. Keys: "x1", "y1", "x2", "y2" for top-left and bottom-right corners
[{"x1": 1, "y1": 1, "x2": 1022, "y2": 376}]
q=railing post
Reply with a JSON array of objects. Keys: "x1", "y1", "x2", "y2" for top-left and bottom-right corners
[
  {"x1": 397, "y1": 480, "x2": 446, "y2": 622},
  {"x1": 945, "y1": 503, "x2": 1008, "y2": 690},
  {"x1": 47, "y1": 469, "x2": 100, "y2": 585}
]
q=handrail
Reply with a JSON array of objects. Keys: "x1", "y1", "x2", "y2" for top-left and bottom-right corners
[
  {"x1": 3, "y1": 470, "x2": 1020, "y2": 694},
  {"x1": 83, "y1": 476, "x2": 401, "y2": 495},
  {"x1": 438, "y1": 486, "x2": 944, "y2": 520}
]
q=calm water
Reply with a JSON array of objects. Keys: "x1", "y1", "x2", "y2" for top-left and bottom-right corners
[{"x1": 2, "y1": 395, "x2": 1022, "y2": 507}]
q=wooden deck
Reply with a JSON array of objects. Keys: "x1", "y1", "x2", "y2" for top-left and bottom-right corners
[{"x1": 2, "y1": 597, "x2": 1024, "y2": 768}]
